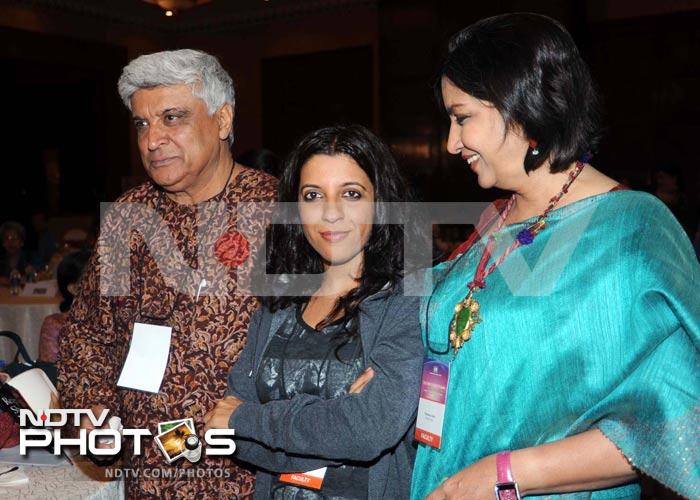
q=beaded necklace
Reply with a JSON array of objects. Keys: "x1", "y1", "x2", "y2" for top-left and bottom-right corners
[{"x1": 448, "y1": 161, "x2": 585, "y2": 354}]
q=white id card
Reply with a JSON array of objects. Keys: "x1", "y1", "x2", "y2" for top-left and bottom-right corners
[
  {"x1": 279, "y1": 467, "x2": 327, "y2": 490},
  {"x1": 117, "y1": 322, "x2": 172, "y2": 393},
  {"x1": 414, "y1": 359, "x2": 450, "y2": 449}
]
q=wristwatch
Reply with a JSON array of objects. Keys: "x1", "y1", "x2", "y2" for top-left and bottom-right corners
[{"x1": 494, "y1": 451, "x2": 521, "y2": 500}]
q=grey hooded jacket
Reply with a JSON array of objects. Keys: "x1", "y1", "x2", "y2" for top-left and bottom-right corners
[{"x1": 226, "y1": 286, "x2": 423, "y2": 499}]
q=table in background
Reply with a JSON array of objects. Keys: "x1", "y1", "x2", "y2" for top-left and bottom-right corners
[
  {"x1": 0, "y1": 287, "x2": 61, "y2": 363},
  {"x1": 1, "y1": 465, "x2": 123, "y2": 499},
  {"x1": 0, "y1": 447, "x2": 123, "y2": 500}
]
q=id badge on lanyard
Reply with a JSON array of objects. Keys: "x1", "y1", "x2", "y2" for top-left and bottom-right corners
[
  {"x1": 414, "y1": 359, "x2": 451, "y2": 449},
  {"x1": 116, "y1": 322, "x2": 172, "y2": 393},
  {"x1": 279, "y1": 467, "x2": 327, "y2": 490}
]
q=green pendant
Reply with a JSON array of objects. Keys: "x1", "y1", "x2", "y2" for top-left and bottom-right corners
[
  {"x1": 448, "y1": 289, "x2": 482, "y2": 354},
  {"x1": 455, "y1": 306, "x2": 471, "y2": 335}
]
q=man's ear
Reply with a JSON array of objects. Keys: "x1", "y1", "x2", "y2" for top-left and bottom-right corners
[
  {"x1": 67, "y1": 283, "x2": 79, "y2": 296},
  {"x1": 216, "y1": 103, "x2": 234, "y2": 141}
]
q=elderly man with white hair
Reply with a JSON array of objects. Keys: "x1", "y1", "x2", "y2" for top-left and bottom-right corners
[{"x1": 58, "y1": 49, "x2": 277, "y2": 498}]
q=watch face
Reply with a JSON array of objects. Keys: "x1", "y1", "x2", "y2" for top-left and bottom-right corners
[
  {"x1": 185, "y1": 435, "x2": 200, "y2": 450},
  {"x1": 494, "y1": 482, "x2": 521, "y2": 500}
]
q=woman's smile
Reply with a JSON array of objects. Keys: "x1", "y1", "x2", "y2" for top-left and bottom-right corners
[
  {"x1": 463, "y1": 152, "x2": 481, "y2": 172},
  {"x1": 319, "y1": 230, "x2": 351, "y2": 242}
]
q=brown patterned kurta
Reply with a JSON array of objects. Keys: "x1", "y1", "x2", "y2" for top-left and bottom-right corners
[{"x1": 57, "y1": 167, "x2": 277, "y2": 499}]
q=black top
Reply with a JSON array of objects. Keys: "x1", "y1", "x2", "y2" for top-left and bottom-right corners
[{"x1": 256, "y1": 307, "x2": 369, "y2": 500}]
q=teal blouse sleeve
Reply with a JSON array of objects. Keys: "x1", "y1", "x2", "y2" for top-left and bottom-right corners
[{"x1": 584, "y1": 197, "x2": 699, "y2": 498}]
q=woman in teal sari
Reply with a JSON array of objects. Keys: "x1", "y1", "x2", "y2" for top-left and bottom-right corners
[{"x1": 412, "y1": 13, "x2": 699, "y2": 500}]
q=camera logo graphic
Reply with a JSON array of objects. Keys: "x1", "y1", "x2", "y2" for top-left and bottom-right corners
[{"x1": 155, "y1": 418, "x2": 202, "y2": 464}]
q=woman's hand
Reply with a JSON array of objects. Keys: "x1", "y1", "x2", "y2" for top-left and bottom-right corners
[
  {"x1": 426, "y1": 454, "x2": 497, "y2": 500},
  {"x1": 349, "y1": 367, "x2": 374, "y2": 394},
  {"x1": 201, "y1": 367, "x2": 373, "y2": 434},
  {"x1": 49, "y1": 392, "x2": 61, "y2": 410},
  {"x1": 203, "y1": 395, "x2": 244, "y2": 432},
  {"x1": 427, "y1": 429, "x2": 636, "y2": 499}
]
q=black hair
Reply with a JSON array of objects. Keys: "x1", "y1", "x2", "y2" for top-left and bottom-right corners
[
  {"x1": 267, "y1": 124, "x2": 413, "y2": 332},
  {"x1": 57, "y1": 249, "x2": 91, "y2": 312},
  {"x1": 436, "y1": 12, "x2": 601, "y2": 173}
]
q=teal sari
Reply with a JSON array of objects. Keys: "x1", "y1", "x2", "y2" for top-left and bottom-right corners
[{"x1": 411, "y1": 191, "x2": 699, "y2": 499}]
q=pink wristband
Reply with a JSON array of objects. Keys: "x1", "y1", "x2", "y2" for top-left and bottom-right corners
[{"x1": 494, "y1": 451, "x2": 521, "y2": 500}]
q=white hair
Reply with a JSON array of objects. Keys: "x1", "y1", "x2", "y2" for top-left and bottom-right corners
[{"x1": 117, "y1": 49, "x2": 235, "y2": 144}]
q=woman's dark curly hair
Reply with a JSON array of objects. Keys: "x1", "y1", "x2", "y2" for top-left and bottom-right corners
[
  {"x1": 267, "y1": 123, "x2": 413, "y2": 331},
  {"x1": 436, "y1": 13, "x2": 602, "y2": 173}
]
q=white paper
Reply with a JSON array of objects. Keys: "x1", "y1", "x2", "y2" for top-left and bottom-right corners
[
  {"x1": 117, "y1": 323, "x2": 172, "y2": 393},
  {"x1": 301, "y1": 468, "x2": 326, "y2": 478},
  {"x1": 279, "y1": 467, "x2": 327, "y2": 489},
  {"x1": 0, "y1": 465, "x2": 28, "y2": 487},
  {"x1": 7, "y1": 368, "x2": 58, "y2": 414},
  {"x1": 20, "y1": 280, "x2": 58, "y2": 297}
]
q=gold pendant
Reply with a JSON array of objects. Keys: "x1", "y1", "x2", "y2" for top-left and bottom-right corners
[{"x1": 448, "y1": 289, "x2": 481, "y2": 354}]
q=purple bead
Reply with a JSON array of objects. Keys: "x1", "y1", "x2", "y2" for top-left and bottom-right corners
[
  {"x1": 517, "y1": 229, "x2": 534, "y2": 245},
  {"x1": 581, "y1": 151, "x2": 594, "y2": 163}
]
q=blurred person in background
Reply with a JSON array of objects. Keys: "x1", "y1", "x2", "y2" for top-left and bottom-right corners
[
  {"x1": 648, "y1": 161, "x2": 698, "y2": 241},
  {"x1": 28, "y1": 211, "x2": 58, "y2": 271},
  {"x1": 38, "y1": 249, "x2": 91, "y2": 363},
  {"x1": 238, "y1": 148, "x2": 283, "y2": 178},
  {"x1": 0, "y1": 221, "x2": 32, "y2": 284},
  {"x1": 432, "y1": 224, "x2": 472, "y2": 264}
]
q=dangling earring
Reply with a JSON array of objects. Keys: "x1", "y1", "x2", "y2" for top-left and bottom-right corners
[{"x1": 528, "y1": 139, "x2": 540, "y2": 156}]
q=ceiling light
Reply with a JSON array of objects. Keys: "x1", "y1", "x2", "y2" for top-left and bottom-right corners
[{"x1": 142, "y1": 0, "x2": 211, "y2": 15}]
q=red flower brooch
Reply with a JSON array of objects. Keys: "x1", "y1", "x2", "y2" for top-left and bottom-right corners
[{"x1": 215, "y1": 230, "x2": 250, "y2": 267}]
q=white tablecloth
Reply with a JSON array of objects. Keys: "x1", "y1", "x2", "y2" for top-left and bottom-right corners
[
  {"x1": 0, "y1": 465, "x2": 123, "y2": 499},
  {"x1": 0, "y1": 302, "x2": 60, "y2": 363}
]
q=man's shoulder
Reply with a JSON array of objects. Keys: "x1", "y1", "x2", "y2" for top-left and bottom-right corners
[
  {"x1": 232, "y1": 167, "x2": 278, "y2": 202},
  {"x1": 114, "y1": 181, "x2": 158, "y2": 204},
  {"x1": 101, "y1": 182, "x2": 160, "y2": 228}
]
